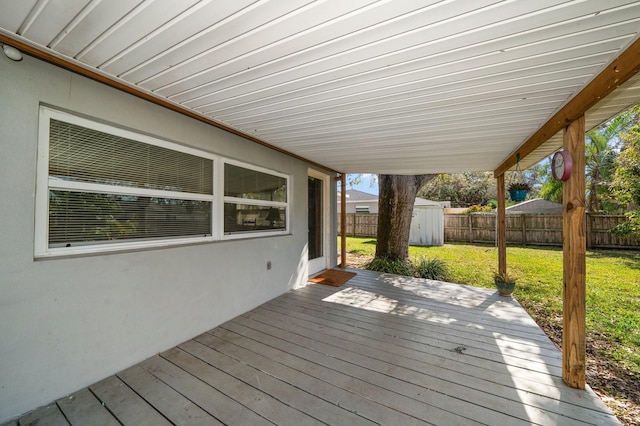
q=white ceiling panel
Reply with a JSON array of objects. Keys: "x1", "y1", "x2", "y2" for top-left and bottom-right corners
[
  {"x1": 101, "y1": 0, "x2": 258, "y2": 76},
  {"x1": 2, "y1": 0, "x2": 640, "y2": 174},
  {"x1": 75, "y1": 0, "x2": 201, "y2": 66},
  {"x1": 166, "y1": 0, "x2": 639, "y2": 104},
  {"x1": 52, "y1": 1, "x2": 145, "y2": 57},
  {"x1": 19, "y1": 0, "x2": 89, "y2": 46},
  {"x1": 0, "y1": 0, "x2": 39, "y2": 33}
]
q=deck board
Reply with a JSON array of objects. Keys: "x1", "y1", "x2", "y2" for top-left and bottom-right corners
[
  {"x1": 7, "y1": 268, "x2": 620, "y2": 425},
  {"x1": 140, "y1": 355, "x2": 270, "y2": 426},
  {"x1": 18, "y1": 404, "x2": 68, "y2": 426},
  {"x1": 117, "y1": 363, "x2": 221, "y2": 425},
  {"x1": 56, "y1": 388, "x2": 119, "y2": 426},
  {"x1": 165, "y1": 343, "x2": 322, "y2": 425},
  {"x1": 90, "y1": 375, "x2": 171, "y2": 426},
  {"x1": 236, "y1": 306, "x2": 538, "y2": 425},
  {"x1": 259, "y1": 287, "x2": 614, "y2": 424},
  {"x1": 195, "y1": 330, "x2": 431, "y2": 426}
]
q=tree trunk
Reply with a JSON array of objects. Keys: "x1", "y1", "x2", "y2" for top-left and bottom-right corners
[{"x1": 375, "y1": 174, "x2": 437, "y2": 261}]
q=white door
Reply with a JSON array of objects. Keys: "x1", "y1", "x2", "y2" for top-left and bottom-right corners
[{"x1": 308, "y1": 170, "x2": 329, "y2": 275}]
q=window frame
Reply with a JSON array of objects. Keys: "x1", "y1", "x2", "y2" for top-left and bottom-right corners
[
  {"x1": 35, "y1": 107, "x2": 290, "y2": 258},
  {"x1": 220, "y1": 159, "x2": 290, "y2": 240}
]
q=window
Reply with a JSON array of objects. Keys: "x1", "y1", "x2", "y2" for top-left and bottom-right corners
[
  {"x1": 36, "y1": 108, "x2": 216, "y2": 256},
  {"x1": 36, "y1": 108, "x2": 289, "y2": 257},
  {"x1": 223, "y1": 162, "x2": 288, "y2": 235}
]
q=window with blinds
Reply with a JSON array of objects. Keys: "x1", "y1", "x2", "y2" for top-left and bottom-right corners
[
  {"x1": 36, "y1": 108, "x2": 216, "y2": 256},
  {"x1": 35, "y1": 107, "x2": 290, "y2": 257}
]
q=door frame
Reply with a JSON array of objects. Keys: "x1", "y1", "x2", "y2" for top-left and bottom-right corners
[{"x1": 308, "y1": 169, "x2": 330, "y2": 275}]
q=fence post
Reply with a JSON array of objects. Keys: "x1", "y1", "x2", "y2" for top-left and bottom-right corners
[
  {"x1": 521, "y1": 214, "x2": 527, "y2": 245},
  {"x1": 586, "y1": 212, "x2": 593, "y2": 249},
  {"x1": 352, "y1": 214, "x2": 356, "y2": 237},
  {"x1": 468, "y1": 215, "x2": 473, "y2": 243}
]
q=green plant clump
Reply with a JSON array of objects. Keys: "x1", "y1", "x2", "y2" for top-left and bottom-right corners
[
  {"x1": 493, "y1": 270, "x2": 516, "y2": 284},
  {"x1": 508, "y1": 181, "x2": 531, "y2": 191},
  {"x1": 466, "y1": 204, "x2": 493, "y2": 213},
  {"x1": 414, "y1": 257, "x2": 449, "y2": 280},
  {"x1": 365, "y1": 257, "x2": 412, "y2": 276}
]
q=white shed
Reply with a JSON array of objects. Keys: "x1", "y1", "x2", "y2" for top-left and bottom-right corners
[{"x1": 409, "y1": 199, "x2": 445, "y2": 246}]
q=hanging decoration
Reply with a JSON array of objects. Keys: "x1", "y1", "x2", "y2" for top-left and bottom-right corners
[{"x1": 507, "y1": 153, "x2": 530, "y2": 202}]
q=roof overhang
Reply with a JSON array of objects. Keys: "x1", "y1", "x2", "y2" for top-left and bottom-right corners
[{"x1": 2, "y1": 1, "x2": 640, "y2": 175}]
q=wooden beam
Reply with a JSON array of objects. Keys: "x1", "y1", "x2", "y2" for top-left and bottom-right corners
[
  {"x1": 562, "y1": 115, "x2": 586, "y2": 390},
  {"x1": 496, "y1": 174, "x2": 506, "y2": 275},
  {"x1": 340, "y1": 174, "x2": 347, "y2": 268},
  {"x1": 0, "y1": 35, "x2": 337, "y2": 174},
  {"x1": 495, "y1": 36, "x2": 640, "y2": 177}
]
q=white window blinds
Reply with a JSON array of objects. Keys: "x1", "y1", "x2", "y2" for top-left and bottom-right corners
[
  {"x1": 35, "y1": 107, "x2": 289, "y2": 257},
  {"x1": 43, "y1": 113, "x2": 214, "y2": 250}
]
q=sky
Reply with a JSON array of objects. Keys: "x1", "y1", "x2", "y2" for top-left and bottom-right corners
[{"x1": 346, "y1": 173, "x2": 378, "y2": 195}]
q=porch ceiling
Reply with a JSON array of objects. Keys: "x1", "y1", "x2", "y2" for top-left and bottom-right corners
[{"x1": 2, "y1": 1, "x2": 640, "y2": 174}]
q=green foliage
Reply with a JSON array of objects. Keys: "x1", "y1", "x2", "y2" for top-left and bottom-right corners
[
  {"x1": 346, "y1": 173, "x2": 378, "y2": 189},
  {"x1": 610, "y1": 126, "x2": 640, "y2": 206},
  {"x1": 419, "y1": 170, "x2": 542, "y2": 208},
  {"x1": 466, "y1": 204, "x2": 493, "y2": 213},
  {"x1": 493, "y1": 270, "x2": 516, "y2": 284},
  {"x1": 585, "y1": 112, "x2": 627, "y2": 212},
  {"x1": 608, "y1": 108, "x2": 640, "y2": 236},
  {"x1": 365, "y1": 254, "x2": 451, "y2": 281},
  {"x1": 507, "y1": 182, "x2": 531, "y2": 191},
  {"x1": 419, "y1": 172, "x2": 494, "y2": 207},
  {"x1": 538, "y1": 160, "x2": 563, "y2": 203},
  {"x1": 612, "y1": 211, "x2": 640, "y2": 237},
  {"x1": 365, "y1": 257, "x2": 412, "y2": 275},
  {"x1": 413, "y1": 257, "x2": 449, "y2": 280}
]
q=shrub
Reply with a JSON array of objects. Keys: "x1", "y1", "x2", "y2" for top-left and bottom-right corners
[
  {"x1": 365, "y1": 257, "x2": 412, "y2": 276},
  {"x1": 466, "y1": 204, "x2": 493, "y2": 213},
  {"x1": 413, "y1": 257, "x2": 449, "y2": 281},
  {"x1": 493, "y1": 270, "x2": 516, "y2": 284}
]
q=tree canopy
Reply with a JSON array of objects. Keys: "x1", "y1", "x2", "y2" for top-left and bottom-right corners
[{"x1": 610, "y1": 116, "x2": 640, "y2": 237}]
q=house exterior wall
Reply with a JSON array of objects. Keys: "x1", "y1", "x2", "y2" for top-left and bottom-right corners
[
  {"x1": 0, "y1": 54, "x2": 336, "y2": 421},
  {"x1": 341, "y1": 201, "x2": 379, "y2": 214}
]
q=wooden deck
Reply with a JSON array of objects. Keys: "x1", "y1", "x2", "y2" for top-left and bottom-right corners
[{"x1": 7, "y1": 269, "x2": 620, "y2": 425}]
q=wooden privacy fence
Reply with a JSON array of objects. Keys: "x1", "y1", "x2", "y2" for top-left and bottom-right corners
[
  {"x1": 340, "y1": 213, "x2": 378, "y2": 237},
  {"x1": 338, "y1": 213, "x2": 640, "y2": 249}
]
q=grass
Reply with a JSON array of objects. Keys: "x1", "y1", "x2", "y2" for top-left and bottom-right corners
[{"x1": 344, "y1": 237, "x2": 640, "y2": 378}]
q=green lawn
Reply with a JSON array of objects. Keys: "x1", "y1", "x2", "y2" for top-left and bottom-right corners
[{"x1": 345, "y1": 237, "x2": 640, "y2": 378}]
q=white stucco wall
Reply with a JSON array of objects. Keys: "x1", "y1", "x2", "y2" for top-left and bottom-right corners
[{"x1": 0, "y1": 54, "x2": 336, "y2": 421}]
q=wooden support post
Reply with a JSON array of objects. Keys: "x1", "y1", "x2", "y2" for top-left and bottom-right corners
[
  {"x1": 497, "y1": 174, "x2": 506, "y2": 275},
  {"x1": 562, "y1": 115, "x2": 586, "y2": 389},
  {"x1": 340, "y1": 174, "x2": 347, "y2": 268}
]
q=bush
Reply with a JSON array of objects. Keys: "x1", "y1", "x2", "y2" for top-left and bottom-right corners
[
  {"x1": 612, "y1": 211, "x2": 640, "y2": 237},
  {"x1": 466, "y1": 204, "x2": 493, "y2": 213},
  {"x1": 365, "y1": 257, "x2": 412, "y2": 276},
  {"x1": 413, "y1": 257, "x2": 449, "y2": 281}
]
